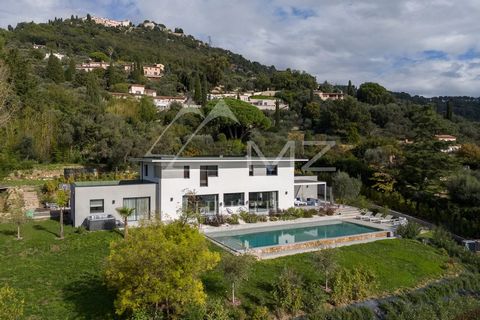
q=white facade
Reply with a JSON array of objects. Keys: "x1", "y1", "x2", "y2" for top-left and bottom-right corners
[
  {"x1": 71, "y1": 181, "x2": 157, "y2": 227},
  {"x1": 135, "y1": 157, "x2": 298, "y2": 220},
  {"x1": 129, "y1": 84, "x2": 145, "y2": 95},
  {"x1": 71, "y1": 157, "x2": 323, "y2": 227}
]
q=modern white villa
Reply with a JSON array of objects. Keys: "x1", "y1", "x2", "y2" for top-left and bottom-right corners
[{"x1": 70, "y1": 156, "x2": 326, "y2": 228}]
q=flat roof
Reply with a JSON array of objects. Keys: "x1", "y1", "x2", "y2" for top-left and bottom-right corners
[
  {"x1": 294, "y1": 180, "x2": 327, "y2": 185},
  {"x1": 73, "y1": 180, "x2": 156, "y2": 187},
  {"x1": 131, "y1": 156, "x2": 307, "y2": 163}
]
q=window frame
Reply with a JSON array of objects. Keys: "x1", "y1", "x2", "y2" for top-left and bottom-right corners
[{"x1": 89, "y1": 199, "x2": 104, "y2": 214}]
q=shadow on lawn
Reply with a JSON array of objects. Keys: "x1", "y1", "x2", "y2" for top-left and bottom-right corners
[
  {"x1": 0, "y1": 229, "x2": 16, "y2": 236},
  {"x1": 33, "y1": 224, "x2": 59, "y2": 237},
  {"x1": 63, "y1": 272, "x2": 116, "y2": 320}
]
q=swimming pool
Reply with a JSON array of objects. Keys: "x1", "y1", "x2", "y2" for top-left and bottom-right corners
[{"x1": 207, "y1": 220, "x2": 386, "y2": 253}]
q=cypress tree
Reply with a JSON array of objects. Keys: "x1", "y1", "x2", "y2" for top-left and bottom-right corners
[
  {"x1": 46, "y1": 54, "x2": 64, "y2": 83},
  {"x1": 86, "y1": 72, "x2": 101, "y2": 104},
  {"x1": 64, "y1": 58, "x2": 76, "y2": 81},
  {"x1": 446, "y1": 100, "x2": 453, "y2": 120},
  {"x1": 347, "y1": 80, "x2": 354, "y2": 96},
  {"x1": 193, "y1": 75, "x2": 202, "y2": 104},
  {"x1": 275, "y1": 99, "x2": 280, "y2": 129},
  {"x1": 201, "y1": 74, "x2": 208, "y2": 106}
]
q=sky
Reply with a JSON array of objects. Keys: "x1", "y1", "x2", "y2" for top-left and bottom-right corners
[{"x1": 1, "y1": 0, "x2": 480, "y2": 97}]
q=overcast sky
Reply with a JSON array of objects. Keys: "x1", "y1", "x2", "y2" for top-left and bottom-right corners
[{"x1": 1, "y1": 0, "x2": 480, "y2": 97}]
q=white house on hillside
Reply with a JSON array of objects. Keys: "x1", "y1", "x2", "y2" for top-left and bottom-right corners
[{"x1": 70, "y1": 156, "x2": 326, "y2": 227}]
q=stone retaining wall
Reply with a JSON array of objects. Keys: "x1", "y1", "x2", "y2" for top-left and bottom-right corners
[{"x1": 254, "y1": 231, "x2": 389, "y2": 255}]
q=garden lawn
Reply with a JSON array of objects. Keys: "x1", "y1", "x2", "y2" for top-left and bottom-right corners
[
  {"x1": 1, "y1": 220, "x2": 451, "y2": 319},
  {"x1": 204, "y1": 239, "x2": 451, "y2": 309},
  {"x1": 0, "y1": 220, "x2": 121, "y2": 320}
]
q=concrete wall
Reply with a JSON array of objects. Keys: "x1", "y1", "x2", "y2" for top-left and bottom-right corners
[
  {"x1": 142, "y1": 161, "x2": 295, "y2": 220},
  {"x1": 71, "y1": 182, "x2": 157, "y2": 227}
]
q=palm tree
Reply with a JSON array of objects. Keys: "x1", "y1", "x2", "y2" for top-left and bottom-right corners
[
  {"x1": 116, "y1": 207, "x2": 135, "y2": 239},
  {"x1": 55, "y1": 189, "x2": 69, "y2": 240}
]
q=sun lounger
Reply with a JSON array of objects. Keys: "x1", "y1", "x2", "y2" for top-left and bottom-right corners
[
  {"x1": 376, "y1": 215, "x2": 393, "y2": 223},
  {"x1": 368, "y1": 213, "x2": 383, "y2": 222},
  {"x1": 358, "y1": 212, "x2": 373, "y2": 220}
]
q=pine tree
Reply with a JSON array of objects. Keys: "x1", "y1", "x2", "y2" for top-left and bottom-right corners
[
  {"x1": 64, "y1": 58, "x2": 76, "y2": 81},
  {"x1": 193, "y1": 75, "x2": 202, "y2": 104},
  {"x1": 46, "y1": 54, "x2": 64, "y2": 83}
]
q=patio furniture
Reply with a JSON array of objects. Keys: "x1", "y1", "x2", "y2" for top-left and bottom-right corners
[
  {"x1": 368, "y1": 213, "x2": 383, "y2": 222},
  {"x1": 359, "y1": 212, "x2": 373, "y2": 220},
  {"x1": 376, "y1": 215, "x2": 393, "y2": 223}
]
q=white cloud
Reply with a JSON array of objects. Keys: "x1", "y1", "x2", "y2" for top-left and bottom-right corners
[{"x1": 1, "y1": 0, "x2": 480, "y2": 96}]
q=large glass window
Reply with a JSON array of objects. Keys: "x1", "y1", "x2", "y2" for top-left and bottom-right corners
[
  {"x1": 182, "y1": 194, "x2": 218, "y2": 215},
  {"x1": 224, "y1": 193, "x2": 245, "y2": 207},
  {"x1": 200, "y1": 165, "x2": 218, "y2": 187},
  {"x1": 123, "y1": 197, "x2": 151, "y2": 221},
  {"x1": 90, "y1": 199, "x2": 104, "y2": 213},
  {"x1": 266, "y1": 165, "x2": 278, "y2": 176},
  {"x1": 249, "y1": 191, "x2": 278, "y2": 213}
]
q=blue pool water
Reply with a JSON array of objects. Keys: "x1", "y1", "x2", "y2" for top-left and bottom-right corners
[{"x1": 209, "y1": 221, "x2": 381, "y2": 251}]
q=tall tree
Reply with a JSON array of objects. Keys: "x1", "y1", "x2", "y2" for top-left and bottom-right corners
[
  {"x1": 275, "y1": 99, "x2": 281, "y2": 129},
  {"x1": 55, "y1": 189, "x2": 69, "y2": 240},
  {"x1": 347, "y1": 80, "x2": 354, "y2": 96},
  {"x1": 446, "y1": 100, "x2": 453, "y2": 120},
  {"x1": 64, "y1": 58, "x2": 76, "y2": 82},
  {"x1": 312, "y1": 249, "x2": 338, "y2": 291},
  {"x1": 46, "y1": 54, "x2": 64, "y2": 83},
  {"x1": 201, "y1": 74, "x2": 208, "y2": 106},
  {"x1": 4, "y1": 188, "x2": 26, "y2": 240},
  {"x1": 193, "y1": 74, "x2": 202, "y2": 104},
  {"x1": 356, "y1": 82, "x2": 394, "y2": 105},
  {"x1": 219, "y1": 254, "x2": 255, "y2": 305},
  {"x1": 86, "y1": 72, "x2": 101, "y2": 104}
]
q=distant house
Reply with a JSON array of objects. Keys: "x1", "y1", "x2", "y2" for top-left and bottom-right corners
[
  {"x1": 121, "y1": 62, "x2": 134, "y2": 73},
  {"x1": 76, "y1": 61, "x2": 110, "y2": 72},
  {"x1": 435, "y1": 135, "x2": 460, "y2": 153},
  {"x1": 45, "y1": 52, "x2": 66, "y2": 61},
  {"x1": 248, "y1": 97, "x2": 287, "y2": 111},
  {"x1": 314, "y1": 91, "x2": 344, "y2": 101},
  {"x1": 33, "y1": 43, "x2": 46, "y2": 49},
  {"x1": 84, "y1": 16, "x2": 130, "y2": 28},
  {"x1": 129, "y1": 84, "x2": 145, "y2": 95},
  {"x1": 153, "y1": 96, "x2": 188, "y2": 110},
  {"x1": 435, "y1": 134, "x2": 457, "y2": 142},
  {"x1": 143, "y1": 64, "x2": 165, "y2": 79},
  {"x1": 143, "y1": 22, "x2": 155, "y2": 29},
  {"x1": 145, "y1": 89, "x2": 157, "y2": 97}
]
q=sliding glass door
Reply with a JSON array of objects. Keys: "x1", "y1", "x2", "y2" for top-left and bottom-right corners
[
  {"x1": 123, "y1": 197, "x2": 151, "y2": 221},
  {"x1": 248, "y1": 191, "x2": 278, "y2": 213}
]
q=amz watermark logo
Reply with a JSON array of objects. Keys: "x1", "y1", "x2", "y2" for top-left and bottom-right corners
[{"x1": 145, "y1": 99, "x2": 336, "y2": 172}]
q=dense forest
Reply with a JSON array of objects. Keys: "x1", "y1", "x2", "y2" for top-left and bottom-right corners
[{"x1": 0, "y1": 16, "x2": 479, "y2": 237}]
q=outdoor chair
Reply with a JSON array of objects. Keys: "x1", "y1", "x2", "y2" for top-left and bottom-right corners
[
  {"x1": 359, "y1": 212, "x2": 373, "y2": 220},
  {"x1": 376, "y1": 215, "x2": 393, "y2": 223}
]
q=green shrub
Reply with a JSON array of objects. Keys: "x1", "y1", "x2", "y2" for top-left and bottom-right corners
[
  {"x1": 75, "y1": 226, "x2": 87, "y2": 234},
  {"x1": 0, "y1": 285, "x2": 24, "y2": 320},
  {"x1": 331, "y1": 268, "x2": 378, "y2": 305},
  {"x1": 251, "y1": 306, "x2": 271, "y2": 320},
  {"x1": 396, "y1": 221, "x2": 422, "y2": 239},
  {"x1": 273, "y1": 268, "x2": 304, "y2": 316},
  {"x1": 226, "y1": 214, "x2": 240, "y2": 225}
]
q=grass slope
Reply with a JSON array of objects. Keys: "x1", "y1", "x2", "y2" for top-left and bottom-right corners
[
  {"x1": 0, "y1": 220, "x2": 120, "y2": 320},
  {"x1": 0, "y1": 221, "x2": 449, "y2": 319}
]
